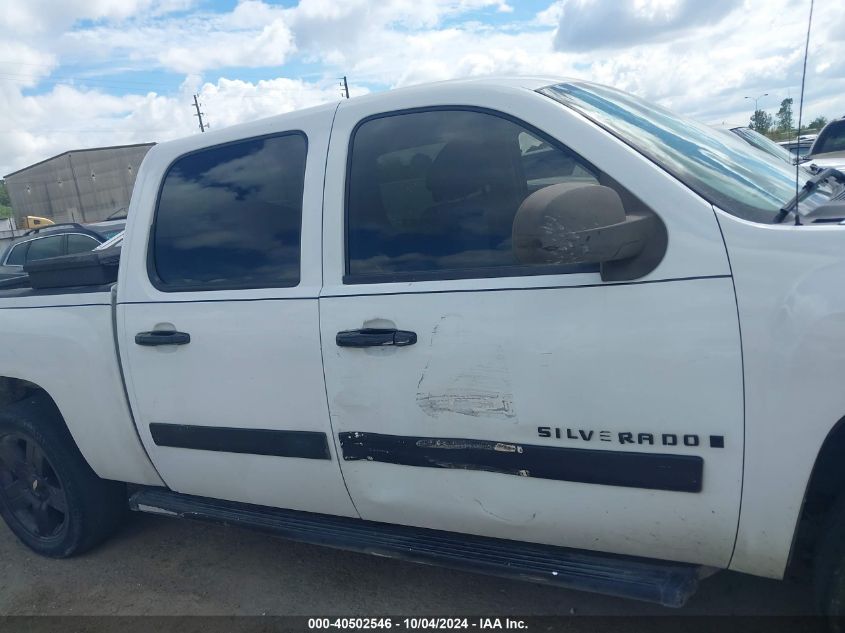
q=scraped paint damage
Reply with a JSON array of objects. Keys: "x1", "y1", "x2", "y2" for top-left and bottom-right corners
[
  {"x1": 338, "y1": 431, "x2": 704, "y2": 492},
  {"x1": 416, "y1": 315, "x2": 516, "y2": 420}
]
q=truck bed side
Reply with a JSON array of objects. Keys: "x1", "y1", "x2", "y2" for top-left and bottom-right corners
[{"x1": 0, "y1": 285, "x2": 163, "y2": 486}]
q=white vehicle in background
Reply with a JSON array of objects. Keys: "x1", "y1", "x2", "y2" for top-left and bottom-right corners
[
  {"x1": 93, "y1": 231, "x2": 124, "y2": 251},
  {"x1": 807, "y1": 117, "x2": 845, "y2": 172},
  {"x1": 780, "y1": 135, "x2": 817, "y2": 160},
  {"x1": 714, "y1": 123, "x2": 798, "y2": 165},
  {"x1": 2, "y1": 77, "x2": 845, "y2": 618}
]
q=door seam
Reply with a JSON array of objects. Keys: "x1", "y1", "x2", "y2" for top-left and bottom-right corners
[{"x1": 318, "y1": 101, "x2": 361, "y2": 518}]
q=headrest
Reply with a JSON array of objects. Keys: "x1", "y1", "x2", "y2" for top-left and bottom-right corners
[{"x1": 425, "y1": 139, "x2": 488, "y2": 203}]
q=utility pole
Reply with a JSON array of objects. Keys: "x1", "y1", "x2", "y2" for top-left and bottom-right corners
[
  {"x1": 340, "y1": 76, "x2": 349, "y2": 99},
  {"x1": 192, "y1": 94, "x2": 207, "y2": 132}
]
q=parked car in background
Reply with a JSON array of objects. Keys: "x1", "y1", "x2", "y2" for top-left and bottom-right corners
[
  {"x1": 807, "y1": 117, "x2": 845, "y2": 172},
  {"x1": 93, "y1": 230, "x2": 124, "y2": 251},
  {"x1": 85, "y1": 219, "x2": 127, "y2": 239},
  {"x1": 779, "y1": 135, "x2": 816, "y2": 160},
  {"x1": 714, "y1": 125, "x2": 797, "y2": 165},
  {"x1": 0, "y1": 222, "x2": 121, "y2": 280}
]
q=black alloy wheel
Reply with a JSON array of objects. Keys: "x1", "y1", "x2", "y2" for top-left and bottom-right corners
[
  {"x1": 0, "y1": 432, "x2": 69, "y2": 541},
  {"x1": 0, "y1": 393, "x2": 126, "y2": 557}
]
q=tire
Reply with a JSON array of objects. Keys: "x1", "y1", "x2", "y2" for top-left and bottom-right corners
[
  {"x1": 0, "y1": 392, "x2": 126, "y2": 557},
  {"x1": 814, "y1": 493, "x2": 845, "y2": 631}
]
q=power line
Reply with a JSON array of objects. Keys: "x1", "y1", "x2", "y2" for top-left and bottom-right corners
[{"x1": 192, "y1": 94, "x2": 208, "y2": 133}]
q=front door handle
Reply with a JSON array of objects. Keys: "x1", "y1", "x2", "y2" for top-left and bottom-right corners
[
  {"x1": 336, "y1": 328, "x2": 417, "y2": 348},
  {"x1": 135, "y1": 330, "x2": 191, "y2": 346}
]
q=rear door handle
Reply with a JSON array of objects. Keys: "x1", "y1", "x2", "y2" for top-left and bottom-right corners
[
  {"x1": 135, "y1": 330, "x2": 191, "y2": 346},
  {"x1": 336, "y1": 328, "x2": 417, "y2": 348}
]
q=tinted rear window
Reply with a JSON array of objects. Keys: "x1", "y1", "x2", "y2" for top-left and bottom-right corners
[
  {"x1": 152, "y1": 133, "x2": 307, "y2": 291},
  {"x1": 26, "y1": 236, "x2": 64, "y2": 262}
]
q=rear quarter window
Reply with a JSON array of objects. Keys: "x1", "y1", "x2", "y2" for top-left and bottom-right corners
[{"x1": 5, "y1": 242, "x2": 27, "y2": 266}]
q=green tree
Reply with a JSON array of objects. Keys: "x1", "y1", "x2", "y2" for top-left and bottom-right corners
[
  {"x1": 776, "y1": 98, "x2": 794, "y2": 134},
  {"x1": 808, "y1": 115, "x2": 828, "y2": 131},
  {"x1": 749, "y1": 109, "x2": 773, "y2": 134},
  {"x1": 0, "y1": 180, "x2": 11, "y2": 220}
]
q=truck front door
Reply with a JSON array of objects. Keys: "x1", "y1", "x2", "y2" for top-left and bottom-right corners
[{"x1": 319, "y1": 92, "x2": 744, "y2": 567}]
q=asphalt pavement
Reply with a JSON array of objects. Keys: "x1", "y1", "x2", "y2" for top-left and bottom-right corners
[{"x1": 0, "y1": 511, "x2": 819, "y2": 622}]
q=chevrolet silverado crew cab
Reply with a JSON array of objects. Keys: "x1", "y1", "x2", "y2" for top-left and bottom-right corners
[{"x1": 2, "y1": 77, "x2": 845, "y2": 615}]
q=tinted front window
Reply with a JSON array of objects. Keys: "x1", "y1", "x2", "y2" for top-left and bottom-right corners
[
  {"x1": 26, "y1": 236, "x2": 64, "y2": 261},
  {"x1": 813, "y1": 121, "x2": 845, "y2": 155},
  {"x1": 66, "y1": 234, "x2": 100, "y2": 254},
  {"x1": 347, "y1": 110, "x2": 597, "y2": 279},
  {"x1": 541, "y1": 82, "x2": 820, "y2": 223},
  {"x1": 153, "y1": 133, "x2": 307, "y2": 290}
]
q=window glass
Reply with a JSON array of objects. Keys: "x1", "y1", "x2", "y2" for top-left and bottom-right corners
[
  {"x1": 5, "y1": 243, "x2": 27, "y2": 266},
  {"x1": 540, "y1": 82, "x2": 828, "y2": 223},
  {"x1": 26, "y1": 236, "x2": 64, "y2": 262},
  {"x1": 66, "y1": 234, "x2": 99, "y2": 255},
  {"x1": 346, "y1": 110, "x2": 598, "y2": 279},
  {"x1": 813, "y1": 120, "x2": 845, "y2": 155},
  {"x1": 153, "y1": 133, "x2": 307, "y2": 290},
  {"x1": 730, "y1": 127, "x2": 795, "y2": 165}
]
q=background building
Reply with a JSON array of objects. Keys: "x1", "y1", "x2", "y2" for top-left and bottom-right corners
[{"x1": 4, "y1": 143, "x2": 154, "y2": 226}]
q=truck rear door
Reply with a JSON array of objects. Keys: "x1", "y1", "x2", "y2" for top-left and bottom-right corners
[{"x1": 116, "y1": 105, "x2": 357, "y2": 517}]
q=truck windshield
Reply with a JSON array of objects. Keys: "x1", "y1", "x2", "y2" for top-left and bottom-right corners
[
  {"x1": 731, "y1": 127, "x2": 796, "y2": 165},
  {"x1": 540, "y1": 81, "x2": 820, "y2": 224}
]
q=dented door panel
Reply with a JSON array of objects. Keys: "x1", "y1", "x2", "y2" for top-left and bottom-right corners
[
  {"x1": 319, "y1": 88, "x2": 743, "y2": 568},
  {"x1": 320, "y1": 279, "x2": 742, "y2": 567}
]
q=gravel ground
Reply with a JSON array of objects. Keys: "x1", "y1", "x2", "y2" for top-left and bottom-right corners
[{"x1": 0, "y1": 511, "x2": 818, "y2": 623}]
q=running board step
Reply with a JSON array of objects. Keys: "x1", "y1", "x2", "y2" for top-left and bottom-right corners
[{"x1": 129, "y1": 488, "x2": 700, "y2": 608}]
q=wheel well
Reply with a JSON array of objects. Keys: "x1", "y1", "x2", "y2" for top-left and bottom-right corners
[
  {"x1": 0, "y1": 376, "x2": 77, "y2": 448},
  {"x1": 0, "y1": 376, "x2": 43, "y2": 409},
  {"x1": 789, "y1": 415, "x2": 845, "y2": 579}
]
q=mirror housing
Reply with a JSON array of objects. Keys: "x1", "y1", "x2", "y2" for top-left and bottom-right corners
[{"x1": 512, "y1": 182, "x2": 662, "y2": 281}]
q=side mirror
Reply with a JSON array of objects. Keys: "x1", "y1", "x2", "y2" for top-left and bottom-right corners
[{"x1": 512, "y1": 182, "x2": 662, "y2": 281}]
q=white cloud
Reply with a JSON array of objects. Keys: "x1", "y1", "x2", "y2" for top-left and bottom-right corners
[
  {"x1": 1, "y1": 76, "x2": 350, "y2": 176},
  {"x1": 0, "y1": 0, "x2": 193, "y2": 35},
  {"x1": 553, "y1": 0, "x2": 742, "y2": 51},
  {"x1": 1, "y1": 0, "x2": 843, "y2": 177},
  {"x1": 156, "y1": 19, "x2": 295, "y2": 74}
]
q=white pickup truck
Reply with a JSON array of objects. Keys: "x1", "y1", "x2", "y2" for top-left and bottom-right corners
[{"x1": 2, "y1": 77, "x2": 845, "y2": 614}]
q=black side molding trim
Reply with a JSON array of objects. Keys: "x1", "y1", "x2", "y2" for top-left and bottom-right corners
[
  {"x1": 339, "y1": 432, "x2": 702, "y2": 493},
  {"x1": 150, "y1": 423, "x2": 331, "y2": 460}
]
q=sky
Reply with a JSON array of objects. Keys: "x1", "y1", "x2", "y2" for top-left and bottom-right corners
[{"x1": 1, "y1": 0, "x2": 843, "y2": 177}]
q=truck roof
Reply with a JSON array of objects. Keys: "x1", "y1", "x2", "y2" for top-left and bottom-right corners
[{"x1": 149, "y1": 76, "x2": 568, "y2": 159}]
